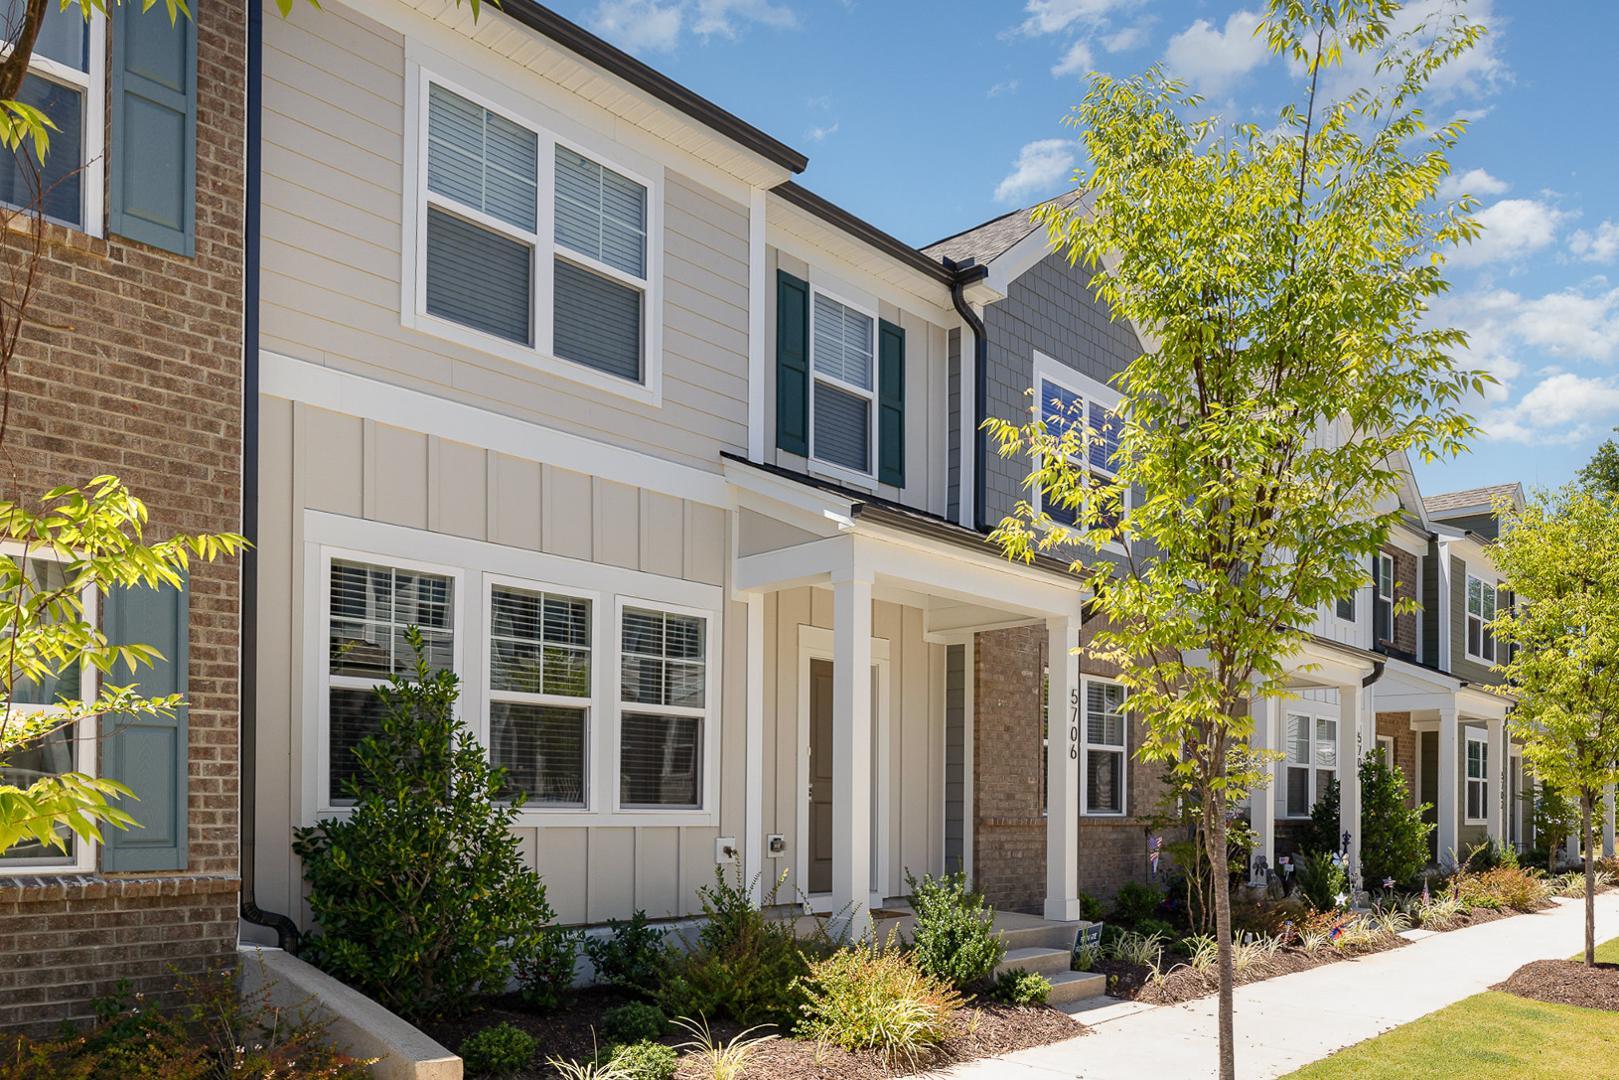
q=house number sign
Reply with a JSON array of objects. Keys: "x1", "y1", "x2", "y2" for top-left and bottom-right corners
[{"x1": 1069, "y1": 685, "x2": 1081, "y2": 760}]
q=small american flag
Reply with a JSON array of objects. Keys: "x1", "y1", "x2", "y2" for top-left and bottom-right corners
[{"x1": 1149, "y1": 835, "x2": 1164, "y2": 873}]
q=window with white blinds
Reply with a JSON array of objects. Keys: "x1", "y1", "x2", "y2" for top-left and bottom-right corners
[
  {"x1": 809, "y1": 291, "x2": 876, "y2": 475},
  {"x1": 1281, "y1": 709, "x2": 1338, "y2": 819},
  {"x1": 619, "y1": 606, "x2": 707, "y2": 808},
  {"x1": 414, "y1": 77, "x2": 658, "y2": 393},
  {"x1": 0, "y1": 3, "x2": 100, "y2": 230},
  {"x1": 1083, "y1": 679, "x2": 1127, "y2": 816},
  {"x1": 487, "y1": 585, "x2": 591, "y2": 807},
  {"x1": 1465, "y1": 729, "x2": 1489, "y2": 824},
  {"x1": 1032, "y1": 354, "x2": 1127, "y2": 539},
  {"x1": 326, "y1": 559, "x2": 456, "y2": 803}
]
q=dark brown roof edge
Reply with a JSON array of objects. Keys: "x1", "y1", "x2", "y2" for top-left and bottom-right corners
[
  {"x1": 772, "y1": 181, "x2": 957, "y2": 286},
  {"x1": 497, "y1": 1, "x2": 808, "y2": 174}
]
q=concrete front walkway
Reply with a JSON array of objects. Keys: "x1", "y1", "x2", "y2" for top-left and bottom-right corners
[{"x1": 940, "y1": 892, "x2": 1619, "y2": 1079}]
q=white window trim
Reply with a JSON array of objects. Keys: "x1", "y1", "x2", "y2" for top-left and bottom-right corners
[
  {"x1": 806, "y1": 283, "x2": 879, "y2": 487},
  {"x1": 483, "y1": 572, "x2": 602, "y2": 812},
  {"x1": 303, "y1": 511, "x2": 721, "y2": 828},
  {"x1": 1080, "y1": 676, "x2": 1128, "y2": 818},
  {"x1": 611, "y1": 594, "x2": 719, "y2": 814},
  {"x1": 1464, "y1": 727, "x2": 1489, "y2": 826},
  {"x1": 401, "y1": 57, "x2": 665, "y2": 407},
  {"x1": 0, "y1": 543, "x2": 98, "y2": 875},
  {"x1": 1465, "y1": 572, "x2": 1498, "y2": 665},
  {"x1": 1376, "y1": 733, "x2": 1395, "y2": 769},
  {"x1": 2, "y1": 11, "x2": 105, "y2": 237},
  {"x1": 1031, "y1": 351, "x2": 1128, "y2": 555},
  {"x1": 1375, "y1": 552, "x2": 1395, "y2": 644},
  {"x1": 1280, "y1": 704, "x2": 1339, "y2": 820}
]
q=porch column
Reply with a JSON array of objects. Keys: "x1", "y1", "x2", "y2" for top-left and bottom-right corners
[
  {"x1": 1486, "y1": 718, "x2": 1507, "y2": 847},
  {"x1": 1436, "y1": 704, "x2": 1460, "y2": 867},
  {"x1": 1249, "y1": 693, "x2": 1277, "y2": 886},
  {"x1": 1337, "y1": 681, "x2": 1363, "y2": 890},
  {"x1": 1604, "y1": 787, "x2": 1616, "y2": 859},
  {"x1": 831, "y1": 573, "x2": 874, "y2": 940},
  {"x1": 1044, "y1": 616, "x2": 1082, "y2": 922},
  {"x1": 744, "y1": 592, "x2": 765, "y2": 905}
]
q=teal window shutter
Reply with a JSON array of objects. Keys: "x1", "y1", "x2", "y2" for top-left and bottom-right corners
[
  {"x1": 108, "y1": 2, "x2": 197, "y2": 256},
  {"x1": 878, "y1": 318, "x2": 906, "y2": 487},
  {"x1": 775, "y1": 270, "x2": 809, "y2": 456},
  {"x1": 100, "y1": 577, "x2": 189, "y2": 872}
]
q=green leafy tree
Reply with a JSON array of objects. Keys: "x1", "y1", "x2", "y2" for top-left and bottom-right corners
[
  {"x1": 0, "y1": 478, "x2": 242, "y2": 855},
  {"x1": 1578, "y1": 429, "x2": 1619, "y2": 498},
  {"x1": 292, "y1": 634, "x2": 566, "y2": 1021},
  {"x1": 1358, "y1": 753, "x2": 1433, "y2": 889},
  {"x1": 1491, "y1": 486, "x2": 1619, "y2": 966},
  {"x1": 1530, "y1": 779, "x2": 1577, "y2": 870},
  {"x1": 1303, "y1": 777, "x2": 1341, "y2": 857},
  {"x1": 986, "y1": 4, "x2": 1486, "y2": 1075}
]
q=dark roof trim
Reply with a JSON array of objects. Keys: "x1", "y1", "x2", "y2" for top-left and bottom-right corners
[
  {"x1": 496, "y1": 1, "x2": 807, "y2": 174},
  {"x1": 772, "y1": 182, "x2": 958, "y2": 286}
]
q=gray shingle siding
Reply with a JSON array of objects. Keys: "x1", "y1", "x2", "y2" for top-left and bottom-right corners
[
  {"x1": 1422, "y1": 547, "x2": 1439, "y2": 665},
  {"x1": 980, "y1": 250, "x2": 1139, "y2": 528}
]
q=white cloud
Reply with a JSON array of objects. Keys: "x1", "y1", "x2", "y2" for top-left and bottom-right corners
[
  {"x1": 994, "y1": 138, "x2": 1076, "y2": 204},
  {"x1": 1017, "y1": 0, "x2": 1137, "y2": 37},
  {"x1": 1162, "y1": 9, "x2": 1270, "y2": 95},
  {"x1": 988, "y1": 79, "x2": 1021, "y2": 98},
  {"x1": 805, "y1": 120, "x2": 839, "y2": 143},
  {"x1": 1449, "y1": 198, "x2": 1567, "y2": 267},
  {"x1": 588, "y1": 0, "x2": 796, "y2": 52},
  {"x1": 1510, "y1": 287, "x2": 1619, "y2": 361},
  {"x1": 1571, "y1": 221, "x2": 1619, "y2": 264},
  {"x1": 1437, "y1": 167, "x2": 1509, "y2": 202},
  {"x1": 691, "y1": 0, "x2": 797, "y2": 39},
  {"x1": 1485, "y1": 373, "x2": 1619, "y2": 444},
  {"x1": 1101, "y1": 20, "x2": 1151, "y2": 53},
  {"x1": 1051, "y1": 38, "x2": 1095, "y2": 78}
]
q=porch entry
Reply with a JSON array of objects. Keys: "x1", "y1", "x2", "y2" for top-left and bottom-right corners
[{"x1": 801, "y1": 647, "x2": 888, "y2": 907}]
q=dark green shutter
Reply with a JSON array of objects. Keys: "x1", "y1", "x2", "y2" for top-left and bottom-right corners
[
  {"x1": 878, "y1": 318, "x2": 906, "y2": 487},
  {"x1": 101, "y1": 577, "x2": 189, "y2": 872},
  {"x1": 775, "y1": 270, "x2": 810, "y2": 456},
  {"x1": 108, "y1": 2, "x2": 197, "y2": 256}
]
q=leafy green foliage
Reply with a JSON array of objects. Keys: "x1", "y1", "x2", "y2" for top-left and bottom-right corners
[
  {"x1": 988, "y1": 968, "x2": 1051, "y2": 1007},
  {"x1": 1303, "y1": 778, "x2": 1342, "y2": 858},
  {"x1": 1449, "y1": 867, "x2": 1550, "y2": 913},
  {"x1": 604, "y1": 1041, "x2": 677, "y2": 1080},
  {"x1": 1077, "y1": 892, "x2": 1105, "y2": 923},
  {"x1": 658, "y1": 867, "x2": 819, "y2": 1030},
  {"x1": 1359, "y1": 754, "x2": 1433, "y2": 890},
  {"x1": 292, "y1": 638, "x2": 563, "y2": 1021},
  {"x1": 1109, "y1": 881, "x2": 1165, "y2": 929},
  {"x1": 585, "y1": 910, "x2": 668, "y2": 997},
  {"x1": 794, "y1": 942, "x2": 962, "y2": 1066},
  {"x1": 1579, "y1": 428, "x2": 1619, "y2": 497},
  {"x1": 671, "y1": 1016, "x2": 777, "y2": 1080},
  {"x1": 1294, "y1": 851, "x2": 1349, "y2": 912},
  {"x1": 1531, "y1": 783, "x2": 1578, "y2": 870},
  {"x1": 0, "y1": 477, "x2": 243, "y2": 856},
  {"x1": 904, "y1": 871, "x2": 1005, "y2": 991},
  {"x1": 517, "y1": 923, "x2": 583, "y2": 1012},
  {"x1": 602, "y1": 1002, "x2": 667, "y2": 1045},
  {"x1": 459, "y1": 1023, "x2": 537, "y2": 1078}
]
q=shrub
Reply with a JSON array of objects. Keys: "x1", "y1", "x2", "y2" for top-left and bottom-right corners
[
  {"x1": 602, "y1": 1002, "x2": 667, "y2": 1044},
  {"x1": 459, "y1": 1023, "x2": 537, "y2": 1078},
  {"x1": 519, "y1": 925, "x2": 583, "y2": 1011},
  {"x1": 1303, "y1": 778, "x2": 1342, "y2": 857},
  {"x1": 605, "y1": 1040, "x2": 677, "y2": 1080},
  {"x1": 795, "y1": 943, "x2": 962, "y2": 1066},
  {"x1": 1109, "y1": 881, "x2": 1165, "y2": 928},
  {"x1": 1459, "y1": 838, "x2": 1509, "y2": 873},
  {"x1": 658, "y1": 866, "x2": 819, "y2": 1030},
  {"x1": 586, "y1": 910, "x2": 668, "y2": 996},
  {"x1": 1293, "y1": 850, "x2": 1349, "y2": 912},
  {"x1": 672, "y1": 1016, "x2": 777, "y2": 1080},
  {"x1": 292, "y1": 635, "x2": 564, "y2": 1021},
  {"x1": 905, "y1": 871, "x2": 1004, "y2": 990},
  {"x1": 1358, "y1": 753, "x2": 1433, "y2": 890},
  {"x1": 1532, "y1": 783, "x2": 1578, "y2": 870},
  {"x1": 1077, "y1": 892, "x2": 1105, "y2": 923},
  {"x1": 989, "y1": 968, "x2": 1051, "y2": 1006},
  {"x1": 1452, "y1": 866, "x2": 1550, "y2": 912}
]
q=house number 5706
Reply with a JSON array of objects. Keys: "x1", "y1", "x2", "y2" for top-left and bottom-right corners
[{"x1": 1068, "y1": 686, "x2": 1081, "y2": 760}]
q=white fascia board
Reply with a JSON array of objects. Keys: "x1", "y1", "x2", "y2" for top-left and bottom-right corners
[
  {"x1": 1457, "y1": 685, "x2": 1511, "y2": 720},
  {"x1": 767, "y1": 200, "x2": 956, "y2": 325}
]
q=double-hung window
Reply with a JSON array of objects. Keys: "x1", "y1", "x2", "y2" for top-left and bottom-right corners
[
  {"x1": 809, "y1": 291, "x2": 877, "y2": 477},
  {"x1": 1465, "y1": 729, "x2": 1489, "y2": 824},
  {"x1": 1466, "y1": 574, "x2": 1497, "y2": 663},
  {"x1": 620, "y1": 606, "x2": 707, "y2": 809},
  {"x1": 0, "y1": 2, "x2": 103, "y2": 230},
  {"x1": 1374, "y1": 553, "x2": 1395, "y2": 645},
  {"x1": 325, "y1": 558, "x2": 456, "y2": 804},
  {"x1": 1335, "y1": 592, "x2": 1356, "y2": 623},
  {"x1": 1283, "y1": 711, "x2": 1338, "y2": 818},
  {"x1": 1033, "y1": 355, "x2": 1125, "y2": 537},
  {"x1": 1, "y1": 553, "x2": 94, "y2": 870},
  {"x1": 1083, "y1": 679, "x2": 1127, "y2": 816},
  {"x1": 417, "y1": 77, "x2": 656, "y2": 392},
  {"x1": 487, "y1": 584, "x2": 591, "y2": 807}
]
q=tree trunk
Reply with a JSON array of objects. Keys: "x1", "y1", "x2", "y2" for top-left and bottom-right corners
[
  {"x1": 1584, "y1": 788, "x2": 1597, "y2": 967},
  {"x1": 1205, "y1": 784, "x2": 1236, "y2": 1080}
]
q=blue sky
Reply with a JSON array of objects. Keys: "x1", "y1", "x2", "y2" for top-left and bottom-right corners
[{"x1": 552, "y1": 0, "x2": 1619, "y2": 498}]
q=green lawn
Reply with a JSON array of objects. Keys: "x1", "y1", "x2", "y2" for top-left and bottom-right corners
[
  {"x1": 1580, "y1": 935, "x2": 1619, "y2": 964},
  {"x1": 1285, "y1": 991, "x2": 1619, "y2": 1079}
]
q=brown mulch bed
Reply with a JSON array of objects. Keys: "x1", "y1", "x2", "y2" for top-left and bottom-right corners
[
  {"x1": 1495, "y1": 959, "x2": 1619, "y2": 1012},
  {"x1": 1097, "y1": 934, "x2": 1411, "y2": 1007},
  {"x1": 420, "y1": 990, "x2": 1083, "y2": 1079}
]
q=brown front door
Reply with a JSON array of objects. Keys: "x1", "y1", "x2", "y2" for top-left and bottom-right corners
[{"x1": 809, "y1": 659, "x2": 834, "y2": 894}]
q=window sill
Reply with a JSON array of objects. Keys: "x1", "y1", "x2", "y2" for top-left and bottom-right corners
[{"x1": 807, "y1": 458, "x2": 878, "y2": 493}]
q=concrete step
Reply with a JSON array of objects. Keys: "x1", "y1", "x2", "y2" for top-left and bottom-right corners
[
  {"x1": 1045, "y1": 969, "x2": 1108, "y2": 1005},
  {"x1": 994, "y1": 946, "x2": 1074, "y2": 980},
  {"x1": 998, "y1": 920, "x2": 1092, "y2": 953}
]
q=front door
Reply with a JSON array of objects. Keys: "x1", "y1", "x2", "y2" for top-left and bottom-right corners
[{"x1": 809, "y1": 659, "x2": 835, "y2": 894}]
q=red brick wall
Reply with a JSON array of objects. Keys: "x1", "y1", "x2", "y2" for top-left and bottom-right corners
[
  {"x1": 1376, "y1": 712, "x2": 1418, "y2": 808},
  {"x1": 1381, "y1": 544, "x2": 1419, "y2": 657},
  {"x1": 0, "y1": 1, "x2": 245, "y2": 1032},
  {"x1": 971, "y1": 621, "x2": 1169, "y2": 914}
]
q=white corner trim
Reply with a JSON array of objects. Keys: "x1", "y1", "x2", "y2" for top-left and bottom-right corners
[
  {"x1": 747, "y1": 186, "x2": 768, "y2": 462},
  {"x1": 743, "y1": 592, "x2": 765, "y2": 902},
  {"x1": 260, "y1": 351, "x2": 733, "y2": 509}
]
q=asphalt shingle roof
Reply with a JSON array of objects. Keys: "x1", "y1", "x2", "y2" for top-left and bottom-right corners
[
  {"x1": 921, "y1": 191, "x2": 1084, "y2": 266},
  {"x1": 1423, "y1": 483, "x2": 1524, "y2": 515}
]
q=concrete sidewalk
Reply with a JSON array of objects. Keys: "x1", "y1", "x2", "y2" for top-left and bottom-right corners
[{"x1": 939, "y1": 892, "x2": 1619, "y2": 1079}]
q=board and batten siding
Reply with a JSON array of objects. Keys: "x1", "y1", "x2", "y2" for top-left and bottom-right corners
[
  {"x1": 253, "y1": 397, "x2": 745, "y2": 927},
  {"x1": 259, "y1": 1, "x2": 750, "y2": 476},
  {"x1": 761, "y1": 246, "x2": 953, "y2": 517}
]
